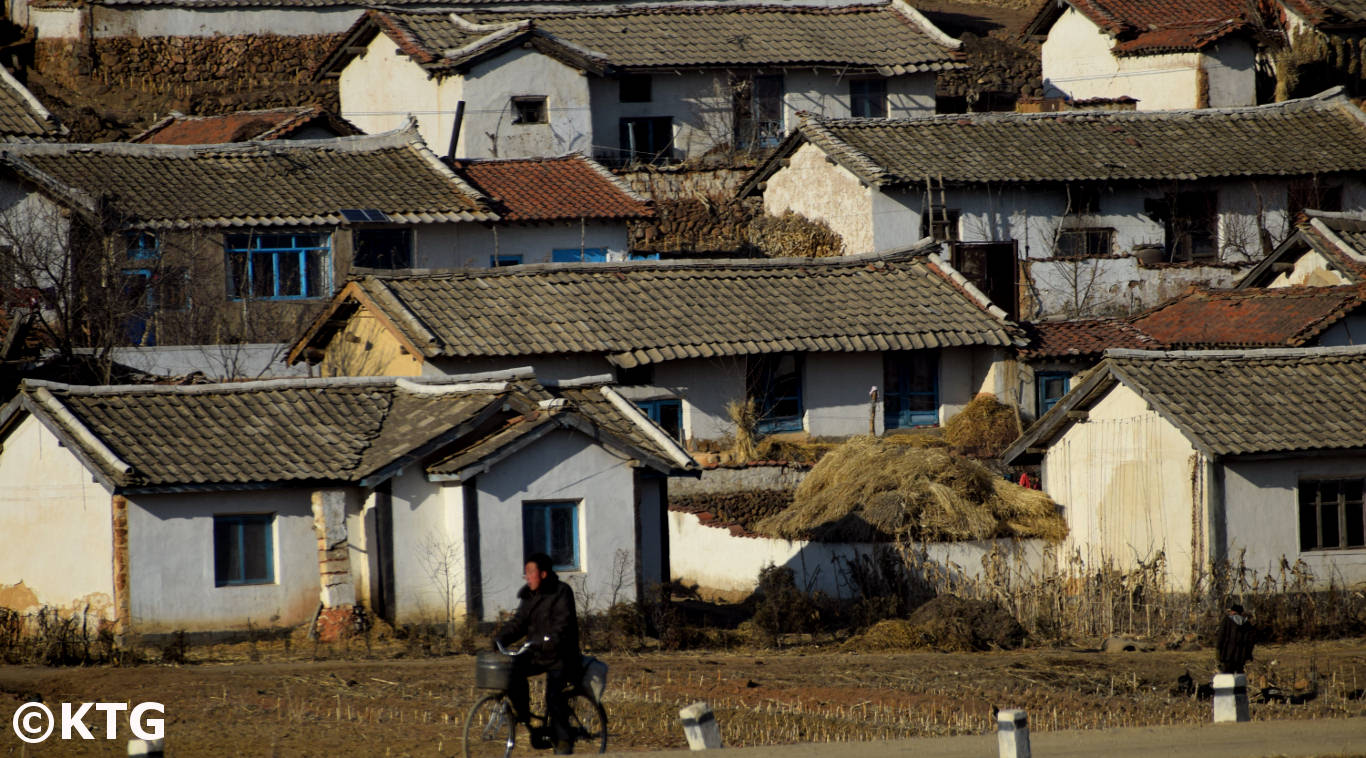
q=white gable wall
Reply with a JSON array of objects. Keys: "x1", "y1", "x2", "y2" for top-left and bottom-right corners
[
  {"x1": 1267, "y1": 248, "x2": 1353, "y2": 287},
  {"x1": 1042, "y1": 382, "x2": 1203, "y2": 588},
  {"x1": 388, "y1": 463, "x2": 465, "y2": 624},
  {"x1": 0, "y1": 415, "x2": 114, "y2": 619},
  {"x1": 1042, "y1": 7, "x2": 1208, "y2": 109},
  {"x1": 338, "y1": 31, "x2": 465, "y2": 150},
  {"x1": 460, "y1": 48, "x2": 592, "y2": 159},
  {"x1": 762, "y1": 141, "x2": 875, "y2": 253}
]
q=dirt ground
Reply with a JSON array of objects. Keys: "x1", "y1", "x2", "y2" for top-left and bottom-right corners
[{"x1": 2, "y1": 637, "x2": 1365, "y2": 756}]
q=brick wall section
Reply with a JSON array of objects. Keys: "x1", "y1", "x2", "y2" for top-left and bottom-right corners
[
  {"x1": 311, "y1": 489, "x2": 355, "y2": 642},
  {"x1": 111, "y1": 495, "x2": 130, "y2": 637}
]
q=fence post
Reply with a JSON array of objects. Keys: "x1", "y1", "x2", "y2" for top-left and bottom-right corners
[
  {"x1": 128, "y1": 738, "x2": 164, "y2": 757},
  {"x1": 997, "y1": 709, "x2": 1031, "y2": 758},
  {"x1": 679, "y1": 701, "x2": 722, "y2": 750},
  {"x1": 1213, "y1": 673, "x2": 1250, "y2": 723}
]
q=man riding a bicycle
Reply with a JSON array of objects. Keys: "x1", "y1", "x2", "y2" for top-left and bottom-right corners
[{"x1": 494, "y1": 553, "x2": 581, "y2": 755}]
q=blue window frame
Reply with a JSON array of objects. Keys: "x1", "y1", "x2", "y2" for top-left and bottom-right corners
[
  {"x1": 552, "y1": 248, "x2": 607, "y2": 263},
  {"x1": 126, "y1": 231, "x2": 160, "y2": 261},
  {"x1": 226, "y1": 231, "x2": 329, "y2": 300},
  {"x1": 749, "y1": 353, "x2": 803, "y2": 434},
  {"x1": 523, "y1": 501, "x2": 579, "y2": 571},
  {"x1": 636, "y1": 398, "x2": 683, "y2": 442},
  {"x1": 884, "y1": 350, "x2": 939, "y2": 429},
  {"x1": 490, "y1": 254, "x2": 523, "y2": 267},
  {"x1": 1036, "y1": 371, "x2": 1071, "y2": 415},
  {"x1": 213, "y1": 514, "x2": 275, "y2": 586},
  {"x1": 629, "y1": 252, "x2": 660, "y2": 261}
]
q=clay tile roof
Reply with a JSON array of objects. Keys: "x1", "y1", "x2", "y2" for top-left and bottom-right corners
[
  {"x1": 1026, "y1": 0, "x2": 1256, "y2": 54},
  {"x1": 755, "y1": 89, "x2": 1366, "y2": 188},
  {"x1": 454, "y1": 155, "x2": 651, "y2": 222},
  {"x1": 0, "y1": 63, "x2": 65, "y2": 140},
  {"x1": 1129, "y1": 286, "x2": 1366, "y2": 347},
  {"x1": 130, "y1": 106, "x2": 362, "y2": 145},
  {"x1": 337, "y1": 3, "x2": 963, "y2": 75},
  {"x1": 0, "y1": 126, "x2": 494, "y2": 228},
  {"x1": 295, "y1": 246, "x2": 1020, "y2": 368},
  {"x1": 1281, "y1": 0, "x2": 1366, "y2": 26},
  {"x1": 1020, "y1": 318, "x2": 1155, "y2": 359}
]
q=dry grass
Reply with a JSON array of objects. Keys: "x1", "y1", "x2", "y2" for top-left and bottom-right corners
[
  {"x1": 757, "y1": 436, "x2": 1067, "y2": 543},
  {"x1": 941, "y1": 393, "x2": 1021, "y2": 458},
  {"x1": 726, "y1": 398, "x2": 759, "y2": 463}
]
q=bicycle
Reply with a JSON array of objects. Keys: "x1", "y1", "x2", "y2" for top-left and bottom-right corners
[{"x1": 463, "y1": 640, "x2": 608, "y2": 757}]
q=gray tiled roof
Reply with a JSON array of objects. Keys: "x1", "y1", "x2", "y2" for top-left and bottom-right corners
[
  {"x1": 1237, "y1": 211, "x2": 1366, "y2": 288},
  {"x1": 1005, "y1": 347, "x2": 1366, "y2": 462},
  {"x1": 346, "y1": 3, "x2": 962, "y2": 74},
  {"x1": 0, "y1": 64, "x2": 64, "y2": 140},
  {"x1": 748, "y1": 89, "x2": 1366, "y2": 190},
  {"x1": 298, "y1": 247, "x2": 1020, "y2": 369},
  {"x1": 0, "y1": 125, "x2": 494, "y2": 228}
]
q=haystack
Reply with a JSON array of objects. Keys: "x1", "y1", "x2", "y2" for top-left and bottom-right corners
[
  {"x1": 942, "y1": 393, "x2": 1020, "y2": 458},
  {"x1": 757, "y1": 436, "x2": 1066, "y2": 543}
]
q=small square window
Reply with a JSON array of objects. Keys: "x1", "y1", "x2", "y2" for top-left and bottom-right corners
[
  {"x1": 1299, "y1": 478, "x2": 1366, "y2": 551},
  {"x1": 619, "y1": 75, "x2": 652, "y2": 103},
  {"x1": 1036, "y1": 371, "x2": 1070, "y2": 414},
  {"x1": 523, "y1": 501, "x2": 579, "y2": 571},
  {"x1": 126, "y1": 231, "x2": 161, "y2": 261},
  {"x1": 636, "y1": 398, "x2": 684, "y2": 443},
  {"x1": 850, "y1": 79, "x2": 887, "y2": 118},
  {"x1": 353, "y1": 228, "x2": 412, "y2": 269},
  {"x1": 1055, "y1": 228, "x2": 1115, "y2": 258},
  {"x1": 511, "y1": 96, "x2": 548, "y2": 125},
  {"x1": 214, "y1": 514, "x2": 275, "y2": 586}
]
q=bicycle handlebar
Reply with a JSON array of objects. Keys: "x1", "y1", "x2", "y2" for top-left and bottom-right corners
[{"x1": 495, "y1": 638, "x2": 538, "y2": 656}]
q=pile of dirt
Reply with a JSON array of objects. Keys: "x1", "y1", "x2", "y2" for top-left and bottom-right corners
[
  {"x1": 757, "y1": 436, "x2": 1066, "y2": 543},
  {"x1": 942, "y1": 394, "x2": 1021, "y2": 458},
  {"x1": 847, "y1": 595, "x2": 1027, "y2": 651}
]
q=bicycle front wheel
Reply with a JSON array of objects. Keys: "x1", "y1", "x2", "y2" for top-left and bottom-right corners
[
  {"x1": 464, "y1": 693, "x2": 517, "y2": 758},
  {"x1": 567, "y1": 692, "x2": 608, "y2": 754}
]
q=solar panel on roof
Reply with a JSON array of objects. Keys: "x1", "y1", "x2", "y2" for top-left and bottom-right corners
[{"x1": 341, "y1": 208, "x2": 389, "y2": 223}]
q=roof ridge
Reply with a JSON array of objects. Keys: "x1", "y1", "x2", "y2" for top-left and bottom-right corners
[
  {"x1": 1105, "y1": 344, "x2": 1366, "y2": 360},
  {"x1": 6, "y1": 122, "x2": 422, "y2": 158}
]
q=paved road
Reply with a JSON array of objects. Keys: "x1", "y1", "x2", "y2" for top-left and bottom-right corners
[{"x1": 613, "y1": 717, "x2": 1365, "y2": 757}]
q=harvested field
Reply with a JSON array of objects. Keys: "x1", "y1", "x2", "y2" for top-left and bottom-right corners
[{"x1": 2, "y1": 637, "x2": 1365, "y2": 755}]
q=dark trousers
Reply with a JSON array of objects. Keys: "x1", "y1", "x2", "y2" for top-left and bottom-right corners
[
  {"x1": 1218, "y1": 659, "x2": 1246, "y2": 674},
  {"x1": 507, "y1": 658, "x2": 574, "y2": 744}
]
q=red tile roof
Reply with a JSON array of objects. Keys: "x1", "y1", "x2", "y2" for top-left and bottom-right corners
[
  {"x1": 1021, "y1": 318, "x2": 1156, "y2": 359},
  {"x1": 1130, "y1": 286, "x2": 1366, "y2": 347},
  {"x1": 1029, "y1": 0, "x2": 1256, "y2": 55},
  {"x1": 453, "y1": 155, "x2": 652, "y2": 222},
  {"x1": 131, "y1": 106, "x2": 360, "y2": 145}
]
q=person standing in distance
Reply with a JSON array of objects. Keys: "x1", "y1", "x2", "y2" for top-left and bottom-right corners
[{"x1": 1216, "y1": 603, "x2": 1256, "y2": 674}]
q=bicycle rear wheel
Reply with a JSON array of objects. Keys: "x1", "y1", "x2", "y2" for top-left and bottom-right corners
[
  {"x1": 566, "y1": 692, "x2": 608, "y2": 754},
  {"x1": 464, "y1": 693, "x2": 517, "y2": 758}
]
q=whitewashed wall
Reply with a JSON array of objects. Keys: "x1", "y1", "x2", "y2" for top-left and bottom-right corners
[
  {"x1": 339, "y1": 31, "x2": 465, "y2": 152},
  {"x1": 461, "y1": 49, "x2": 593, "y2": 159},
  {"x1": 1222, "y1": 455, "x2": 1366, "y2": 586},
  {"x1": 0, "y1": 416, "x2": 114, "y2": 619},
  {"x1": 126, "y1": 489, "x2": 327, "y2": 633},
  {"x1": 413, "y1": 222, "x2": 630, "y2": 269},
  {"x1": 88, "y1": 6, "x2": 360, "y2": 36},
  {"x1": 763, "y1": 142, "x2": 875, "y2": 253},
  {"x1": 668, "y1": 508, "x2": 1047, "y2": 596},
  {"x1": 388, "y1": 465, "x2": 463, "y2": 624},
  {"x1": 1041, "y1": 383, "x2": 1203, "y2": 589}
]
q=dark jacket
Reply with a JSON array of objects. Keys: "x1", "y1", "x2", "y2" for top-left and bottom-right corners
[
  {"x1": 495, "y1": 573, "x2": 581, "y2": 669},
  {"x1": 1216, "y1": 613, "x2": 1255, "y2": 669}
]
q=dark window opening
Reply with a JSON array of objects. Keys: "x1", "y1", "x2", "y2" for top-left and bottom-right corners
[
  {"x1": 637, "y1": 398, "x2": 684, "y2": 443},
  {"x1": 922, "y1": 208, "x2": 960, "y2": 242},
  {"x1": 226, "y1": 231, "x2": 329, "y2": 300},
  {"x1": 748, "y1": 353, "x2": 803, "y2": 434},
  {"x1": 1146, "y1": 191, "x2": 1218, "y2": 262},
  {"x1": 884, "y1": 350, "x2": 938, "y2": 429},
  {"x1": 950, "y1": 240, "x2": 1018, "y2": 320},
  {"x1": 616, "y1": 364, "x2": 654, "y2": 385},
  {"x1": 1287, "y1": 179, "x2": 1343, "y2": 222},
  {"x1": 125, "y1": 231, "x2": 160, "y2": 261},
  {"x1": 1299, "y1": 478, "x2": 1365, "y2": 551},
  {"x1": 214, "y1": 514, "x2": 275, "y2": 586},
  {"x1": 1065, "y1": 185, "x2": 1103, "y2": 215},
  {"x1": 619, "y1": 75, "x2": 652, "y2": 103},
  {"x1": 619, "y1": 117, "x2": 674, "y2": 164},
  {"x1": 511, "y1": 96, "x2": 548, "y2": 125},
  {"x1": 733, "y1": 74, "x2": 784, "y2": 150},
  {"x1": 353, "y1": 228, "x2": 412, "y2": 269},
  {"x1": 523, "y1": 501, "x2": 579, "y2": 571},
  {"x1": 1056, "y1": 228, "x2": 1115, "y2": 258},
  {"x1": 850, "y1": 79, "x2": 887, "y2": 118},
  {"x1": 1036, "y1": 371, "x2": 1070, "y2": 415},
  {"x1": 490, "y1": 254, "x2": 523, "y2": 267}
]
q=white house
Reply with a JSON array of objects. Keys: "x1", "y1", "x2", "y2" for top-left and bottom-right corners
[
  {"x1": 0, "y1": 373, "x2": 695, "y2": 637},
  {"x1": 286, "y1": 245, "x2": 1024, "y2": 446},
  {"x1": 313, "y1": 1, "x2": 964, "y2": 163},
  {"x1": 743, "y1": 89, "x2": 1366, "y2": 319},
  {"x1": 1003, "y1": 346, "x2": 1366, "y2": 591},
  {"x1": 1237, "y1": 210, "x2": 1366, "y2": 288}
]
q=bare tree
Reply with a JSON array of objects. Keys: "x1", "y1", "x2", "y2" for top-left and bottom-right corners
[{"x1": 417, "y1": 532, "x2": 465, "y2": 637}]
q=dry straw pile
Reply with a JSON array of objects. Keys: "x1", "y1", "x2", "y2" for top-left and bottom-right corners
[{"x1": 758, "y1": 435, "x2": 1066, "y2": 543}]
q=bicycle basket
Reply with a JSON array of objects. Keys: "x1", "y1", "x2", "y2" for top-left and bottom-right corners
[
  {"x1": 580, "y1": 655, "x2": 608, "y2": 702},
  {"x1": 476, "y1": 651, "x2": 514, "y2": 690}
]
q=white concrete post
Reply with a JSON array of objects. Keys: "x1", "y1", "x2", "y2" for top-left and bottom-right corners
[
  {"x1": 996, "y1": 709, "x2": 1031, "y2": 758},
  {"x1": 128, "y1": 738, "x2": 164, "y2": 757},
  {"x1": 679, "y1": 701, "x2": 722, "y2": 750},
  {"x1": 1213, "y1": 673, "x2": 1250, "y2": 722}
]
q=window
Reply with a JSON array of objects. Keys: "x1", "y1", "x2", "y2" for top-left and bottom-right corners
[
  {"x1": 214, "y1": 514, "x2": 275, "y2": 586},
  {"x1": 921, "y1": 208, "x2": 960, "y2": 242},
  {"x1": 619, "y1": 75, "x2": 652, "y2": 103},
  {"x1": 226, "y1": 231, "x2": 329, "y2": 300},
  {"x1": 1146, "y1": 191, "x2": 1217, "y2": 261},
  {"x1": 489, "y1": 254, "x2": 523, "y2": 267},
  {"x1": 884, "y1": 350, "x2": 938, "y2": 429},
  {"x1": 1036, "y1": 371, "x2": 1070, "y2": 415},
  {"x1": 1299, "y1": 478, "x2": 1366, "y2": 551},
  {"x1": 1065, "y1": 185, "x2": 1103, "y2": 215},
  {"x1": 125, "y1": 231, "x2": 160, "y2": 261},
  {"x1": 636, "y1": 398, "x2": 683, "y2": 443},
  {"x1": 733, "y1": 74, "x2": 783, "y2": 149},
  {"x1": 748, "y1": 353, "x2": 803, "y2": 433},
  {"x1": 850, "y1": 79, "x2": 887, "y2": 118},
  {"x1": 619, "y1": 117, "x2": 673, "y2": 164},
  {"x1": 1287, "y1": 179, "x2": 1342, "y2": 221},
  {"x1": 523, "y1": 501, "x2": 579, "y2": 571},
  {"x1": 616, "y1": 364, "x2": 654, "y2": 385},
  {"x1": 552, "y1": 248, "x2": 607, "y2": 263},
  {"x1": 511, "y1": 96, "x2": 547, "y2": 125},
  {"x1": 353, "y1": 228, "x2": 412, "y2": 269},
  {"x1": 1055, "y1": 228, "x2": 1115, "y2": 258}
]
